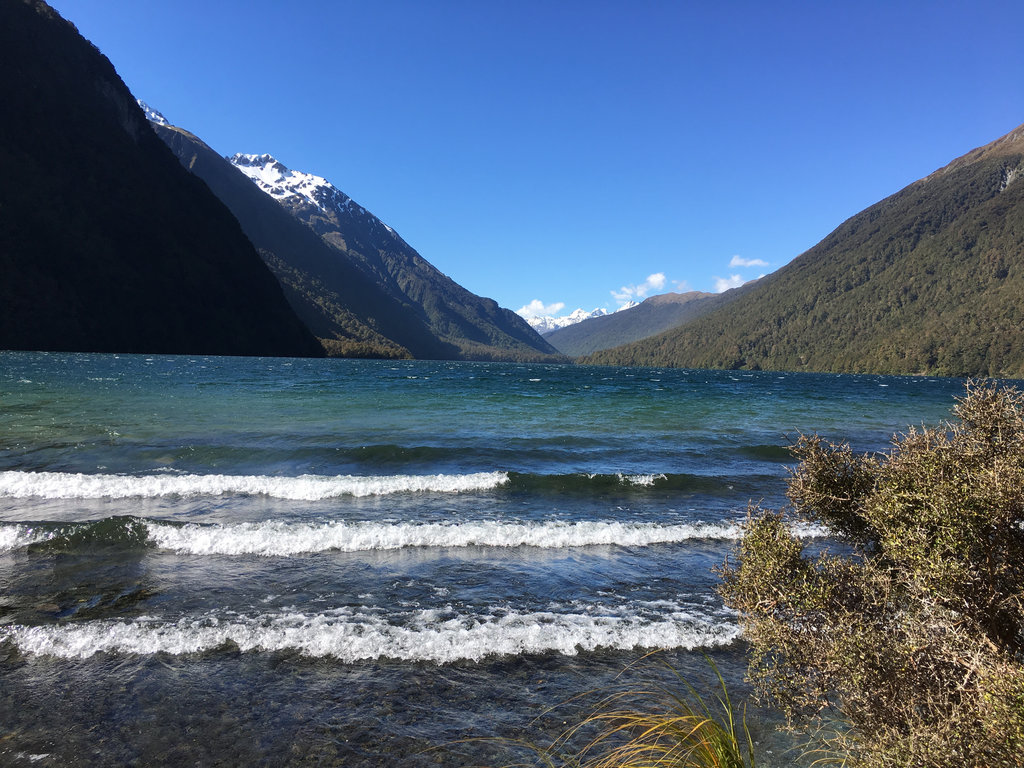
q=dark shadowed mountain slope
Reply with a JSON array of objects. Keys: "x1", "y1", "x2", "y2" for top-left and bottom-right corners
[
  {"x1": 543, "y1": 291, "x2": 718, "y2": 356},
  {"x1": 0, "y1": 0, "x2": 322, "y2": 358},
  {"x1": 585, "y1": 123, "x2": 1024, "y2": 377}
]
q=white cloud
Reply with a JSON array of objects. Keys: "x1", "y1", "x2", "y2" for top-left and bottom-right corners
[
  {"x1": 673, "y1": 279, "x2": 691, "y2": 293},
  {"x1": 516, "y1": 299, "x2": 565, "y2": 319},
  {"x1": 611, "y1": 272, "x2": 667, "y2": 308},
  {"x1": 729, "y1": 255, "x2": 769, "y2": 268},
  {"x1": 714, "y1": 274, "x2": 746, "y2": 293}
]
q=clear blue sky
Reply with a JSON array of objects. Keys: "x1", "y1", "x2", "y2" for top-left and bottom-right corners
[{"x1": 49, "y1": 0, "x2": 1024, "y2": 318}]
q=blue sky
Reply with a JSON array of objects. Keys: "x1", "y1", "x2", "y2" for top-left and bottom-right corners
[{"x1": 49, "y1": 0, "x2": 1024, "y2": 319}]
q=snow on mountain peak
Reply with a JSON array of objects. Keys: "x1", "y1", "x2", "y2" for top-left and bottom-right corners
[
  {"x1": 136, "y1": 99, "x2": 169, "y2": 126},
  {"x1": 228, "y1": 154, "x2": 397, "y2": 237},
  {"x1": 228, "y1": 153, "x2": 339, "y2": 213},
  {"x1": 130, "y1": 102, "x2": 396, "y2": 238},
  {"x1": 521, "y1": 307, "x2": 609, "y2": 335}
]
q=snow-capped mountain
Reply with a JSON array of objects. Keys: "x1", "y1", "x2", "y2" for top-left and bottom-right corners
[
  {"x1": 523, "y1": 308, "x2": 608, "y2": 335},
  {"x1": 522, "y1": 302, "x2": 639, "y2": 335},
  {"x1": 229, "y1": 153, "x2": 397, "y2": 238},
  {"x1": 224, "y1": 153, "x2": 558, "y2": 359},
  {"x1": 230, "y1": 154, "x2": 330, "y2": 210},
  {"x1": 136, "y1": 100, "x2": 169, "y2": 126},
  {"x1": 141, "y1": 111, "x2": 561, "y2": 360}
]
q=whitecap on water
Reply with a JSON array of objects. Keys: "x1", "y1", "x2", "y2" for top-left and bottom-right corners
[
  {"x1": 0, "y1": 604, "x2": 742, "y2": 663},
  {"x1": 0, "y1": 470, "x2": 510, "y2": 500}
]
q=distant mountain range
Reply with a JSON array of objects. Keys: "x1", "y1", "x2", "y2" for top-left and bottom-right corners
[
  {"x1": 542, "y1": 291, "x2": 718, "y2": 356},
  {"x1": 523, "y1": 307, "x2": 613, "y2": 335},
  {"x1": 586, "y1": 122, "x2": 1024, "y2": 378},
  {"x1": 151, "y1": 116, "x2": 561, "y2": 362},
  {"x1": 0, "y1": 0, "x2": 323, "y2": 358}
]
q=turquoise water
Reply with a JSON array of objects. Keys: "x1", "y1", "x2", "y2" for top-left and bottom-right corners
[{"x1": 0, "y1": 353, "x2": 969, "y2": 766}]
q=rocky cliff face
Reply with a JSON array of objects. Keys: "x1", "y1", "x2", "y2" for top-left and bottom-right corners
[{"x1": 0, "y1": 0, "x2": 323, "y2": 358}]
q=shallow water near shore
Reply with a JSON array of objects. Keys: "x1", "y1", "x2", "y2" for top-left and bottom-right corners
[{"x1": 0, "y1": 353, "x2": 970, "y2": 766}]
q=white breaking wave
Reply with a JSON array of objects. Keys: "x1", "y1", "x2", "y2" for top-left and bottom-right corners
[
  {"x1": 0, "y1": 519, "x2": 830, "y2": 556},
  {"x1": 145, "y1": 519, "x2": 752, "y2": 556},
  {"x1": 0, "y1": 606, "x2": 741, "y2": 662},
  {"x1": 0, "y1": 524, "x2": 48, "y2": 552},
  {"x1": 0, "y1": 470, "x2": 509, "y2": 500},
  {"x1": 618, "y1": 473, "x2": 666, "y2": 486}
]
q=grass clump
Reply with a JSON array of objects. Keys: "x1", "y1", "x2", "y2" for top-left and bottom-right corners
[{"x1": 493, "y1": 657, "x2": 758, "y2": 768}]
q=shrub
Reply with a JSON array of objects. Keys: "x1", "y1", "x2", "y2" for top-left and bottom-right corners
[{"x1": 719, "y1": 381, "x2": 1024, "y2": 767}]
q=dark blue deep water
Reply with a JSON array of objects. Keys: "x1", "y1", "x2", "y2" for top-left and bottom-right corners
[{"x1": 0, "y1": 353, "x2": 971, "y2": 766}]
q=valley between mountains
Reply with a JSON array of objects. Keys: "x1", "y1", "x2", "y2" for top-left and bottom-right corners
[{"x1": 2, "y1": 0, "x2": 1022, "y2": 377}]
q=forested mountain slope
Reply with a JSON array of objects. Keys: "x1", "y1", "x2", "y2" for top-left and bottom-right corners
[
  {"x1": 585, "y1": 123, "x2": 1024, "y2": 377},
  {"x1": 544, "y1": 291, "x2": 718, "y2": 356}
]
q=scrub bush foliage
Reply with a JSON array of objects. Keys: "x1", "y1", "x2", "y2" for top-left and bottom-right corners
[{"x1": 719, "y1": 381, "x2": 1024, "y2": 767}]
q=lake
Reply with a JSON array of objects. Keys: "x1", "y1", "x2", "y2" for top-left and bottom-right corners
[{"x1": 0, "y1": 353, "x2": 969, "y2": 766}]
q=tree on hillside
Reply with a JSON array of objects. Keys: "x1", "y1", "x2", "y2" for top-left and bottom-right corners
[{"x1": 719, "y1": 382, "x2": 1024, "y2": 767}]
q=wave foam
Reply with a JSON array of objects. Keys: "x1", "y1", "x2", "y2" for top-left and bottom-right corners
[
  {"x1": 0, "y1": 607, "x2": 741, "y2": 662},
  {"x1": 0, "y1": 524, "x2": 48, "y2": 552},
  {"x1": 146, "y1": 519, "x2": 753, "y2": 556},
  {"x1": 618, "y1": 473, "x2": 666, "y2": 486},
  {"x1": 0, "y1": 518, "x2": 830, "y2": 556},
  {"x1": 0, "y1": 470, "x2": 509, "y2": 500}
]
